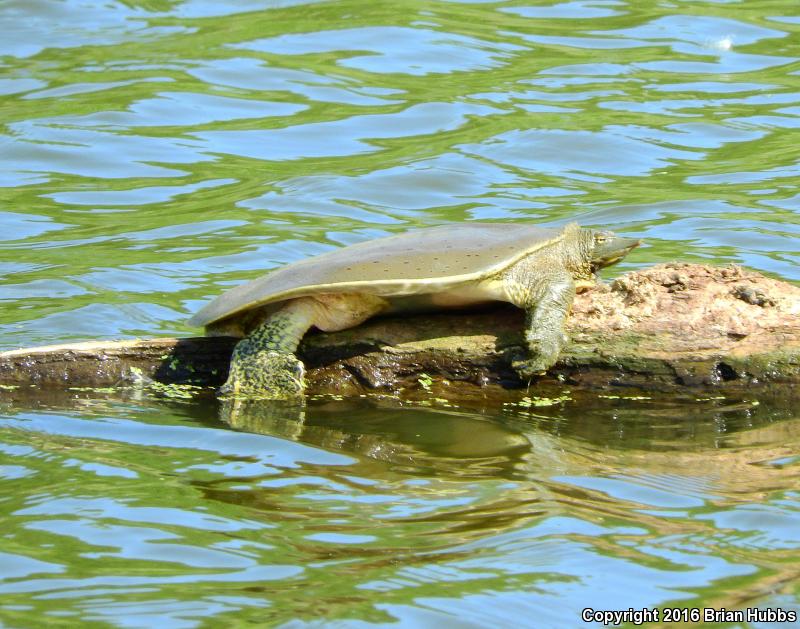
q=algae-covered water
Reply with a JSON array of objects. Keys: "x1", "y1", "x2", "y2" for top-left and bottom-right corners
[{"x1": 1, "y1": 1, "x2": 799, "y2": 626}]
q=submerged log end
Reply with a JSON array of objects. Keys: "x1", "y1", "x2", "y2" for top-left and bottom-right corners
[{"x1": 0, "y1": 263, "x2": 798, "y2": 399}]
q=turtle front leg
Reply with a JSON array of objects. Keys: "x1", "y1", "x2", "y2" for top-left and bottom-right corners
[
  {"x1": 511, "y1": 274, "x2": 576, "y2": 380},
  {"x1": 220, "y1": 298, "x2": 317, "y2": 399}
]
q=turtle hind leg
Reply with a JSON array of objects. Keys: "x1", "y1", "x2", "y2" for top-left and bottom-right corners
[
  {"x1": 220, "y1": 349, "x2": 306, "y2": 399},
  {"x1": 220, "y1": 298, "x2": 317, "y2": 400},
  {"x1": 220, "y1": 293, "x2": 388, "y2": 399}
]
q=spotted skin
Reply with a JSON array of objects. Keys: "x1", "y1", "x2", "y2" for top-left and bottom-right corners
[
  {"x1": 219, "y1": 294, "x2": 388, "y2": 398},
  {"x1": 219, "y1": 300, "x2": 314, "y2": 398},
  {"x1": 498, "y1": 227, "x2": 594, "y2": 378},
  {"x1": 514, "y1": 271, "x2": 576, "y2": 378}
]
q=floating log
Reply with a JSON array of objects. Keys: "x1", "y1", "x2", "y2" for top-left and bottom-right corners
[{"x1": 1, "y1": 263, "x2": 798, "y2": 398}]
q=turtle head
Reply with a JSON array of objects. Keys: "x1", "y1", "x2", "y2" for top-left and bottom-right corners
[{"x1": 589, "y1": 230, "x2": 641, "y2": 271}]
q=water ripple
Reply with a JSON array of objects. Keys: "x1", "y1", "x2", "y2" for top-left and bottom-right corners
[{"x1": 1, "y1": 0, "x2": 799, "y2": 623}]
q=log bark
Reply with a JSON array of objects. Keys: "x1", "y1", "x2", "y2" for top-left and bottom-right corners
[{"x1": 1, "y1": 263, "x2": 798, "y2": 399}]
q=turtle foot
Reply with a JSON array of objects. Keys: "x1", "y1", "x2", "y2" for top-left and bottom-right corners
[
  {"x1": 220, "y1": 350, "x2": 306, "y2": 400},
  {"x1": 511, "y1": 355, "x2": 550, "y2": 380},
  {"x1": 511, "y1": 334, "x2": 564, "y2": 380}
]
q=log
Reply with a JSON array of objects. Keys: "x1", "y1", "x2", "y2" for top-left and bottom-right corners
[{"x1": 1, "y1": 263, "x2": 798, "y2": 400}]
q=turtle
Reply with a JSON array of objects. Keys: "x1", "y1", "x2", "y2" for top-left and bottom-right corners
[{"x1": 189, "y1": 222, "x2": 640, "y2": 399}]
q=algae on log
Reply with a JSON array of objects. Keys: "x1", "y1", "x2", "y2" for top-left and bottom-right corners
[{"x1": 0, "y1": 263, "x2": 798, "y2": 396}]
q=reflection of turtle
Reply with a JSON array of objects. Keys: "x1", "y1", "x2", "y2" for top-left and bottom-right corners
[{"x1": 190, "y1": 223, "x2": 640, "y2": 398}]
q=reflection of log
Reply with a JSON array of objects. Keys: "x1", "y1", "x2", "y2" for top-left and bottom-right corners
[{"x1": 0, "y1": 263, "x2": 798, "y2": 396}]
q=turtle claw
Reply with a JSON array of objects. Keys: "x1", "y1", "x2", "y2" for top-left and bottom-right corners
[
  {"x1": 511, "y1": 334, "x2": 564, "y2": 380},
  {"x1": 220, "y1": 350, "x2": 306, "y2": 400}
]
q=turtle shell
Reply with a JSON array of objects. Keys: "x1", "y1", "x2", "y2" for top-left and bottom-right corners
[{"x1": 190, "y1": 223, "x2": 569, "y2": 328}]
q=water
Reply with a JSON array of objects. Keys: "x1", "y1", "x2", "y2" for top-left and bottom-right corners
[{"x1": 1, "y1": 0, "x2": 799, "y2": 626}]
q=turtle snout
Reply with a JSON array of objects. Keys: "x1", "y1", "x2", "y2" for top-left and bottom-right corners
[{"x1": 593, "y1": 235, "x2": 641, "y2": 269}]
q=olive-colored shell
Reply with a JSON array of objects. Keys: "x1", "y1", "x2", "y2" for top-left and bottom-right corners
[{"x1": 191, "y1": 223, "x2": 567, "y2": 327}]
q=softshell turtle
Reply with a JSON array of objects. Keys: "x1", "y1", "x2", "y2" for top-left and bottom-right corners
[{"x1": 190, "y1": 222, "x2": 640, "y2": 398}]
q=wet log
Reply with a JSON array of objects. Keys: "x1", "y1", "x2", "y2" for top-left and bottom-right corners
[{"x1": 1, "y1": 263, "x2": 798, "y2": 397}]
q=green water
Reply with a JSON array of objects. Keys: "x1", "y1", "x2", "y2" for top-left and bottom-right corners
[{"x1": 1, "y1": 0, "x2": 799, "y2": 626}]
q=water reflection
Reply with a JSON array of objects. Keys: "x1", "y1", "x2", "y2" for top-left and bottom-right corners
[
  {"x1": 234, "y1": 26, "x2": 526, "y2": 74},
  {"x1": 1, "y1": 393, "x2": 798, "y2": 624},
  {"x1": 224, "y1": 398, "x2": 536, "y2": 478}
]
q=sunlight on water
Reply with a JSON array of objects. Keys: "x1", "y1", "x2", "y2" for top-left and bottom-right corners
[
  {"x1": 1, "y1": 396, "x2": 799, "y2": 626},
  {"x1": 1, "y1": 0, "x2": 799, "y2": 625}
]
